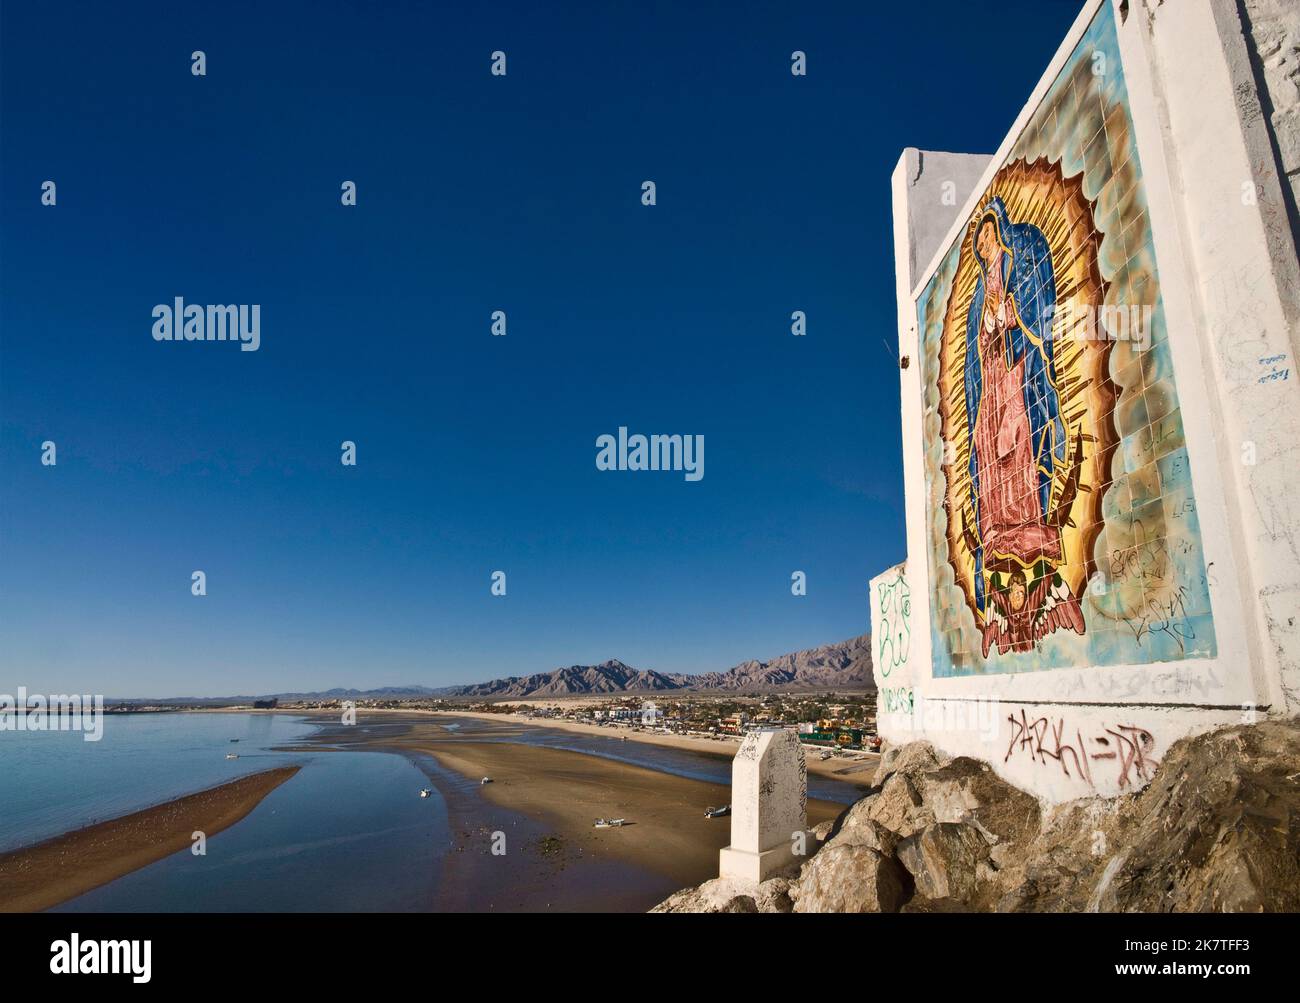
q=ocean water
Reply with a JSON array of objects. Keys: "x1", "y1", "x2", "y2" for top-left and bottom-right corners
[
  {"x1": 56, "y1": 745, "x2": 445, "y2": 912},
  {"x1": 0, "y1": 711, "x2": 449, "y2": 911},
  {"x1": 2, "y1": 710, "x2": 865, "y2": 911},
  {"x1": 0, "y1": 712, "x2": 316, "y2": 853}
]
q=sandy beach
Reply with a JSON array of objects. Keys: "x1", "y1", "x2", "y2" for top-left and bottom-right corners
[
  {"x1": 200, "y1": 706, "x2": 879, "y2": 784},
  {"x1": 315, "y1": 715, "x2": 854, "y2": 898},
  {"x1": 0, "y1": 766, "x2": 299, "y2": 913},
  {"x1": 427, "y1": 710, "x2": 881, "y2": 784},
  {"x1": 420, "y1": 739, "x2": 844, "y2": 888}
]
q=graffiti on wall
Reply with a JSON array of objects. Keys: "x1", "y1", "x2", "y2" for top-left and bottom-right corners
[
  {"x1": 916, "y1": 1, "x2": 1216, "y2": 677},
  {"x1": 880, "y1": 687, "x2": 914, "y2": 715},
  {"x1": 1003, "y1": 707, "x2": 1159, "y2": 791},
  {"x1": 876, "y1": 567, "x2": 912, "y2": 676}
]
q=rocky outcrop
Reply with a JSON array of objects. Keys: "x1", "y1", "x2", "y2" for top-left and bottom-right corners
[
  {"x1": 790, "y1": 845, "x2": 909, "y2": 913},
  {"x1": 651, "y1": 875, "x2": 796, "y2": 914},
  {"x1": 653, "y1": 719, "x2": 1300, "y2": 913},
  {"x1": 1002, "y1": 720, "x2": 1300, "y2": 913}
]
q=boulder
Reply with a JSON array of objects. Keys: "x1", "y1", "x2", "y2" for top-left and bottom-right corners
[
  {"x1": 1090, "y1": 721, "x2": 1300, "y2": 913},
  {"x1": 791, "y1": 844, "x2": 909, "y2": 913},
  {"x1": 896, "y1": 821, "x2": 991, "y2": 903},
  {"x1": 824, "y1": 798, "x2": 900, "y2": 857},
  {"x1": 873, "y1": 740, "x2": 943, "y2": 787},
  {"x1": 865, "y1": 772, "x2": 935, "y2": 838},
  {"x1": 651, "y1": 875, "x2": 794, "y2": 914},
  {"x1": 900, "y1": 895, "x2": 973, "y2": 913},
  {"x1": 915, "y1": 757, "x2": 1041, "y2": 847}
]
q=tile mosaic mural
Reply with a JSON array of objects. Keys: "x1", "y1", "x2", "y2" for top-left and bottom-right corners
[{"x1": 916, "y1": 1, "x2": 1216, "y2": 678}]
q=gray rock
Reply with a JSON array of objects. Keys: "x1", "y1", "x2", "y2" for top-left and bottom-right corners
[
  {"x1": 896, "y1": 822, "x2": 991, "y2": 903},
  {"x1": 826, "y1": 799, "x2": 900, "y2": 857},
  {"x1": 651, "y1": 875, "x2": 794, "y2": 913},
  {"x1": 865, "y1": 772, "x2": 935, "y2": 838},
  {"x1": 873, "y1": 740, "x2": 942, "y2": 787},
  {"x1": 792, "y1": 844, "x2": 909, "y2": 913},
  {"x1": 653, "y1": 721, "x2": 1300, "y2": 915},
  {"x1": 917, "y1": 757, "x2": 1042, "y2": 847},
  {"x1": 1090, "y1": 721, "x2": 1300, "y2": 912}
]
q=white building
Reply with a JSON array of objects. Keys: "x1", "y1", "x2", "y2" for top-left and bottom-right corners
[{"x1": 874, "y1": 0, "x2": 1300, "y2": 802}]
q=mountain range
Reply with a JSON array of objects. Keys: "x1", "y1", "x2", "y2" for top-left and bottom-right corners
[
  {"x1": 426, "y1": 632, "x2": 873, "y2": 699},
  {"x1": 117, "y1": 633, "x2": 873, "y2": 704}
]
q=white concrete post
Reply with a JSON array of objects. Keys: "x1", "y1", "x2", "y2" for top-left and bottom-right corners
[{"x1": 718, "y1": 729, "x2": 813, "y2": 884}]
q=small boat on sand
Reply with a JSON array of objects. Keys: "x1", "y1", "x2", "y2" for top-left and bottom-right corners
[
  {"x1": 419, "y1": 789, "x2": 432, "y2": 799},
  {"x1": 481, "y1": 777, "x2": 493, "y2": 785},
  {"x1": 705, "y1": 805, "x2": 730, "y2": 818},
  {"x1": 225, "y1": 753, "x2": 239, "y2": 760},
  {"x1": 594, "y1": 818, "x2": 627, "y2": 828}
]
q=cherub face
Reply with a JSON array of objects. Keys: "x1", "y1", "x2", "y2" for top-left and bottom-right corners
[{"x1": 1009, "y1": 580, "x2": 1027, "y2": 612}]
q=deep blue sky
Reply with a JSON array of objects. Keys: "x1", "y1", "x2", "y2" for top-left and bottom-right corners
[{"x1": 1, "y1": 1, "x2": 1085, "y2": 696}]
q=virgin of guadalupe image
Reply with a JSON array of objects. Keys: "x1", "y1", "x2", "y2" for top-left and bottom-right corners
[{"x1": 959, "y1": 196, "x2": 1085, "y2": 655}]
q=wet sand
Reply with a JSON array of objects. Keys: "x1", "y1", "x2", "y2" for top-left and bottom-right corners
[
  {"x1": 205, "y1": 704, "x2": 880, "y2": 782},
  {"x1": 0, "y1": 766, "x2": 299, "y2": 913},
  {"x1": 299, "y1": 715, "x2": 852, "y2": 898},
  {"x1": 407, "y1": 739, "x2": 844, "y2": 889},
  {"x1": 429, "y1": 710, "x2": 881, "y2": 783}
]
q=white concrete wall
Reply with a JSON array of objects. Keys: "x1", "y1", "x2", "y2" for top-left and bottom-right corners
[
  {"x1": 877, "y1": 0, "x2": 1300, "y2": 804},
  {"x1": 1237, "y1": 0, "x2": 1300, "y2": 242},
  {"x1": 1132, "y1": 0, "x2": 1300, "y2": 712}
]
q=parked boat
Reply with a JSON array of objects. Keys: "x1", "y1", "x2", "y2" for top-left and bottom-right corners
[
  {"x1": 594, "y1": 818, "x2": 627, "y2": 828},
  {"x1": 225, "y1": 753, "x2": 239, "y2": 760},
  {"x1": 705, "y1": 805, "x2": 730, "y2": 818},
  {"x1": 419, "y1": 789, "x2": 432, "y2": 799},
  {"x1": 480, "y1": 777, "x2": 493, "y2": 785}
]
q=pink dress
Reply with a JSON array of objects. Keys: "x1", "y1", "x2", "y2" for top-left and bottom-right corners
[{"x1": 972, "y1": 271, "x2": 1062, "y2": 567}]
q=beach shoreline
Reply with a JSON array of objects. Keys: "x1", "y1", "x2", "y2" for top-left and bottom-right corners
[
  {"x1": 426, "y1": 709, "x2": 880, "y2": 783},
  {"x1": 410, "y1": 739, "x2": 847, "y2": 891},
  {"x1": 303, "y1": 714, "x2": 856, "y2": 904},
  {"x1": 0, "y1": 766, "x2": 300, "y2": 913},
  {"x1": 8, "y1": 709, "x2": 875, "y2": 913},
  {"x1": 240, "y1": 704, "x2": 878, "y2": 784}
]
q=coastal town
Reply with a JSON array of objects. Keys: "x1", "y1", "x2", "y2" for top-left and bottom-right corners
[{"x1": 275, "y1": 692, "x2": 882, "y2": 754}]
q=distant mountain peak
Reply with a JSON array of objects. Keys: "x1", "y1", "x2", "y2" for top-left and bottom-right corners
[
  {"x1": 440, "y1": 633, "x2": 872, "y2": 699},
  {"x1": 120, "y1": 635, "x2": 873, "y2": 705}
]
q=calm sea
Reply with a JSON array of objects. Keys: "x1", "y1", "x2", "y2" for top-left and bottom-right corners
[
  {"x1": 0, "y1": 712, "x2": 316, "y2": 853},
  {"x1": 1, "y1": 711, "x2": 863, "y2": 911},
  {"x1": 1, "y1": 713, "x2": 446, "y2": 911}
]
